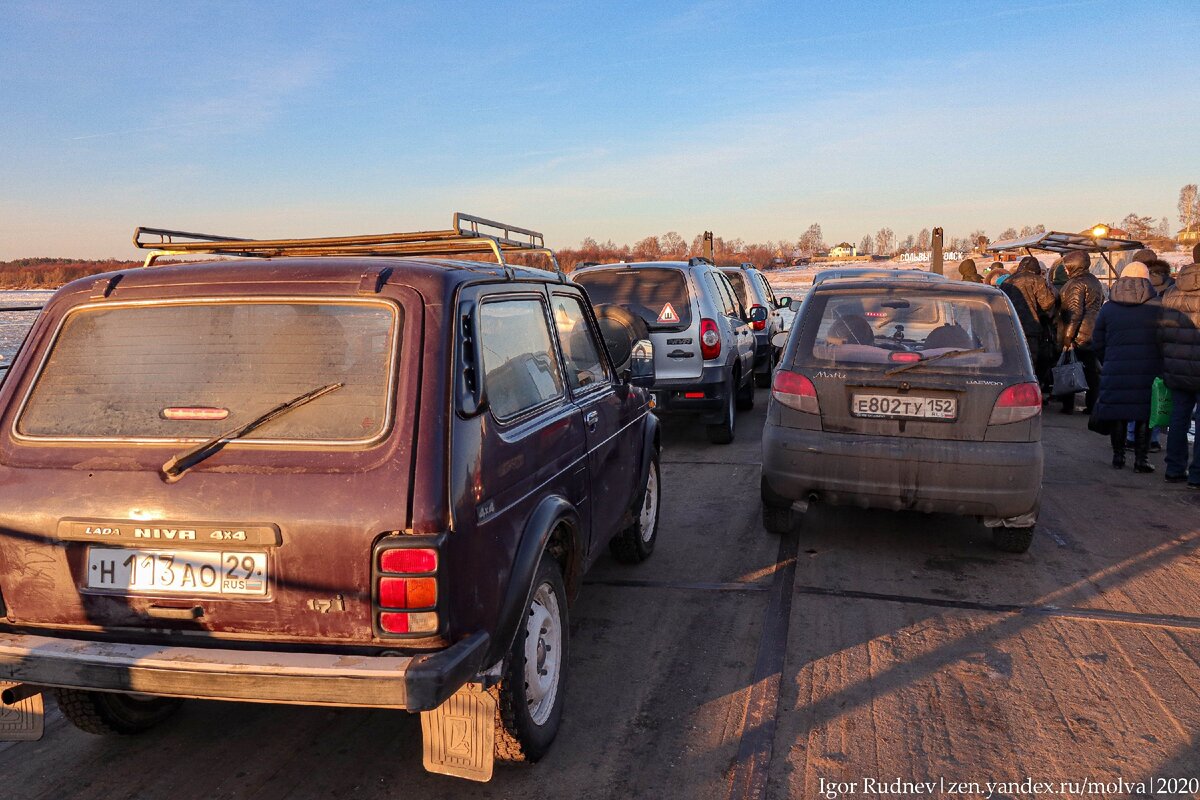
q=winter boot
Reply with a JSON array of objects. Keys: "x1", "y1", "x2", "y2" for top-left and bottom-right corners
[
  {"x1": 1133, "y1": 421, "x2": 1155, "y2": 474},
  {"x1": 1109, "y1": 427, "x2": 1126, "y2": 469}
]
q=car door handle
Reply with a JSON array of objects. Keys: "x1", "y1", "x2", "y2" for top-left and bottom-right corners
[{"x1": 585, "y1": 411, "x2": 599, "y2": 429}]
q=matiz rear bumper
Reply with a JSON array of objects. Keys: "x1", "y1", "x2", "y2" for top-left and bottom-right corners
[{"x1": 0, "y1": 629, "x2": 489, "y2": 712}]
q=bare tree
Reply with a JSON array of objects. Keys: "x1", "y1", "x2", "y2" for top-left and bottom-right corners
[
  {"x1": 1179, "y1": 184, "x2": 1199, "y2": 234},
  {"x1": 873, "y1": 228, "x2": 895, "y2": 256},
  {"x1": 968, "y1": 230, "x2": 988, "y2": 252},
  {"x1": 916, "y1": 228, "x2": 931, "y2": 251},
  {"x1": 659, "y1": 231, "x2": 687, "y2": 258},
  {"x1": 858, "y1": 235, "x2": 873, "y2": 255},
  {"x1": 632, "y1": 235, "x2": 663, "y2": 260},
  {"x1": 798, "y1": 223, "x2": 825, "y2": 256},
  {"x1": 1121, "y1": 213, "x2": 1155, "y2": 240},
  {"x1": 900, "y1": 234, "x2": 915, "y2": 253},
  {"x1": 999, "y1": 227, "x2": 1019, "y2": 241}
]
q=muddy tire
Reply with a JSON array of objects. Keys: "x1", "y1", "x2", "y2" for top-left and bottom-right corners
[
  {"x1": 707, "y1": 380, "x2": 736, "y2": 444},
  {"x1": 991, "y1": 526, "x2": 1035, "y2": 553},
  {"x1": 53, "y1": 689, "x2": 182, "y2": 735},
  {"x1": 736, "y1": 369, "x2": 755, "y2": 411},
  {"x1": 610, "y1": 454, "x2": 661, "y2": 563},
  {"x1": 493, "y1": 557, "x2": 569, "y2": 763}
]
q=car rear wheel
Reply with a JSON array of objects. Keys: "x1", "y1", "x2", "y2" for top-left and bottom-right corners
[
  {"x1": 53, "y1": 689, "x2": 182, "y2": 735},
  {"x1": 609, "y1": 453, "x2": 660, "y2": 563},
  {"x1": 493, "y1": 557, "x2": 568, "y2": 763},
  {"x1": 991, "y1": 526, "x2": 1035, "y2": 553},
  {"x1": 706, "y1": 380, "x2": 736, "y2": 444}
]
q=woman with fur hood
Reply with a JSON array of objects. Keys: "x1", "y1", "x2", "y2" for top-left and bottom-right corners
[{"x1": 1091, "y1": 262, "x2": 1162, "y2": 471}]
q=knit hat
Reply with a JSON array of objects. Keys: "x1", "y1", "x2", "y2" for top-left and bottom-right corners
[
  {"x1": 1132, "y1": 248, "x2": 1156, "y2": 264},
  {"x1": 1122, "y1": 262, "x2": 1150, "y2": 280},
  {"x1": 1017, "y1": 255, "x2": 1041, "y2": 273}
]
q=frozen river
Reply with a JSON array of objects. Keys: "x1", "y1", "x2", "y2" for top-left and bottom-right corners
[{"x1": 0, "y1": 290, "x2": 52, "y2": 366}]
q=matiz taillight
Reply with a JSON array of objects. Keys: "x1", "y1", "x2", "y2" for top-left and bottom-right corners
[
  {"x1": 375, "y1": 545, "x2": 439, "y2": 635},
  {"x1": 988, "y1": 382, "x2": 1042, "y2": 425},
  {"x1": 771, "y1": 369, "x2": 819, "y2": 414}
]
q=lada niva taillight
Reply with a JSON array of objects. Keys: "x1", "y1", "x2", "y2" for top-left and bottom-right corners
[
  {"x1": 375, "y1": 545, "x2": 439, "y2": 636},
  {"x1": 700, "y1": 318, "x2": 721, "y2": 360},
  {"x1": 750, "y1": 305, "x2": 766, "y2": 331}
]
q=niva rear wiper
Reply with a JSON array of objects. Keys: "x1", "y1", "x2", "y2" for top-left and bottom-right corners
[
  {"x1": 885, "y1": 347, "x2": 985, "y2": 377},
  {"x1": 161, "y1": 382, "x2": 343, "y2": 483}
]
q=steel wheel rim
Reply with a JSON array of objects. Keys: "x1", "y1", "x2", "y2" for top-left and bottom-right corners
[
  {"x1": 523, "y1": 581, "x2": 562, "y2": 726},
  {"x1": 640, "y1": 463, "x2": 658, "y2": 542}
]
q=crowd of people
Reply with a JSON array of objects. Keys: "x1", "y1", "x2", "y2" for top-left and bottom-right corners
[{"x1": 959, "y1": 243, "x2": 1200, "y2": 487}]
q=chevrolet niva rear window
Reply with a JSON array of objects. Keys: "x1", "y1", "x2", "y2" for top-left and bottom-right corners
[
  {"x1": 17, "y1": 300, "x2": 398, "y2": 442},
  {"x1": 797, "y1": 292, "x2": 1012, "y2": 370},
  {"x1": 573, "y1": 268, "x2": 693, "y2": 328}
]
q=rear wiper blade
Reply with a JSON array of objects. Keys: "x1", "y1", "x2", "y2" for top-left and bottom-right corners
[
  {"x1": 885, "y1": 347, "x2": 985, "y2": 377},
  {"x1": 161, "y1": 382, "x2": 343, "y2": 483}
]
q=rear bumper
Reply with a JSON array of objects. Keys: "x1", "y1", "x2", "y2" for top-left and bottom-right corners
[
  {"x1": 762, "y1": 424, "x2": 1042, "y2": 519},
  {"x1": 652, "y1": 366, "x2": 729, "y2": 419},
  {"x1": 0, "y1": 629, "x2": 489, "y2": 712}
]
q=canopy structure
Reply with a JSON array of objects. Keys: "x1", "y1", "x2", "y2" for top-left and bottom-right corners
[{"x1": 987, "y1": 230, "x2": 1145, "y2": 283}]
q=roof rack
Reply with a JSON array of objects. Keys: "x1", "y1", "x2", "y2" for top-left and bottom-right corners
[{"x1": 132, "y1": 212, "x2": 563, "y2": 278}]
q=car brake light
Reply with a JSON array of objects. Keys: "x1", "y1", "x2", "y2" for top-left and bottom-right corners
[
  {"x1": 751, "y1": 304, "x2": 766, "y2": 331},
  {"x1": 772, "y1": 369, "x2": 819, "y2": 414},
  {"x1": 888, "y1": 352, "x2": 920, "y2": 363},
  {"x1": 988, "y1": 382, "x2": 1042, "y2": 425},
  {"x1": 683, "y1": 391, "x2": 705, "y2": 399},
  {"x1": 376, "y1": 545, "x2": 439, "y2": 636},
  {"x1": 700, "y1": 318, "x2": 721, "y2": 360},
  {"x1": 379, "y1": 548, "x2": 437, "y2": 573}
]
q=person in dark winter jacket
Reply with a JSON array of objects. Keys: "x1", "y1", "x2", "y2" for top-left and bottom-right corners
[
  {"x1": 1092, "y1": 263, "x2": 1162, "y2": 471},
  {"x1": 1056, "y1": 250, "x2": 1104, "y2": 413},
  {"x1": 958, "y1": 259, "x2": 984, "y2": 283},
  {"x1": 1158, "y1": 260, "x2": 1200, "y2": 487},
  {"x1": 1001, "y1": 255, "x2": 1057, "y2": 386}
]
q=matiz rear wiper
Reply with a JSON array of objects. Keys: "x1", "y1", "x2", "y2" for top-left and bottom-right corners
[
  {"x1": 885, "y1": 347, "x2": 985, "y2": 377},
  {"x1": 161, "y1": 382, "x2": 343, "y2": 483}
]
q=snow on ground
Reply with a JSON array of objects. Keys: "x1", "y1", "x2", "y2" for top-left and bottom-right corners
[{"x1": 0, "y1": 290, "x2": 52, "y2": 365}]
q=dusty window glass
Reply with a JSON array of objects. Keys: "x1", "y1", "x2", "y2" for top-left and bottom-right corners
[
  {"x1": 18, "y1": 302, "x2": 397, "y2": 441},
  {"x1": 551, "y1": 294, "x2": 607, "y2": 391},
  {"x1": 800, "y1": 292, "x2": 1008, "y2": 369},
  {"x1": 723, "y1": 271, "x2": 750, "y2": 308},
  {"x1": 574, "y1": 268, "x2": 692, "y2": 329},
  {"x1": 479, "y1": 299, "x2": 564, "y2": 420}
]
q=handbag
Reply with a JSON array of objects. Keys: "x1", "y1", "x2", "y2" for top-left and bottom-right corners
[
  {"x1": 1150, "y1": 377, "x2": 1173, "y2": 430},
  {"x1": 1051, "y1": 347, "x2": 1088, "y2": 397}
]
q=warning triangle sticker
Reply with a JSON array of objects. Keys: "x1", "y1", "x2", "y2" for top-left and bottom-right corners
[{"x1": 657, "y1": 302, "x2": 679, "y2": 324}]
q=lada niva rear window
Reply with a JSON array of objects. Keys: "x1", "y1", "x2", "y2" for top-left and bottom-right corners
[
  {"x1": 797, "y1": 291, "x2": 1013, "y2": 371},
  {"x1": 16, "y1": 299, "x2": 399, "y2": 443},
  {"x1": 573, "y1": 267, "x2": 693, "y2": 329}
]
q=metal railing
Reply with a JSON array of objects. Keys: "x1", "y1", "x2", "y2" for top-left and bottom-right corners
[{"x1": 132, "y1": 212, "x2": 561, "y2": 275}]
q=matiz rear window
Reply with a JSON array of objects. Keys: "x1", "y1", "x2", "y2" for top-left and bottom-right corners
[
  {"x1": 573, "y1": 268, "x2": 693, "y2": 328},
  {"x1": 16, "y1": 300, "x2": 399, "y2": 442},
  {"x1": 796, "y1": 290, "x2": 1016, "y2": 371}
]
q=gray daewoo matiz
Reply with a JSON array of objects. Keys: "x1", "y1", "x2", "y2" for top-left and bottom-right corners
[{"x1": 761, "y1": 279, "x2": 1043, "y2": 552}]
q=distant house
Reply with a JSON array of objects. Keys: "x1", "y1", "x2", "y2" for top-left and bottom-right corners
[
  {"x1": 829, "y1": 242, "x2": 857, "y2": 258},
  {"x1": 1179, "y1": 227, "x2": 1200, "y2": 248}
]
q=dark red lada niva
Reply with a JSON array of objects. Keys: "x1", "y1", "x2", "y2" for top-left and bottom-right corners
[{"x1": 0, "y1": 217, "x2": 661, "y2": 781}]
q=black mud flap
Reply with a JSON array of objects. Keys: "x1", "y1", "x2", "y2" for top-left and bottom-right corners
[
  {"x1": 420, "y1": 682, "x2": 495, "y2": 782},
  {"x1": 0, "y1": 682, "x2": 44, "y2": 741}
]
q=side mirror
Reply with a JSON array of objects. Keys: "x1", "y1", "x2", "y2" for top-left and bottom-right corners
[
  {"x1": 748, "y1": 305, "x2": 769, "y2": 323},
  {"x1": 788, "y1": 298, "x2": 802, "y2": 312},
  {"x1": 770, "y1": 331, "x2": 789, "y2": 349},
  {"x1": 626, "y1": 339, "x2": 655, "y2": 388},
  {"x1": 775, "y1": 296, "x2": 791, "y2": 309}
]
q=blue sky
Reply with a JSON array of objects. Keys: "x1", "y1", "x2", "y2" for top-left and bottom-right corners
[{"x1": 1, "y1": 0, "x2": 1197, "y2": 258}]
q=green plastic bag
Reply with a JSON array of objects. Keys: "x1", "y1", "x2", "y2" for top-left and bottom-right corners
[{"x1": 1150, "y1": 377, "x2": 1173, "y2": 430}]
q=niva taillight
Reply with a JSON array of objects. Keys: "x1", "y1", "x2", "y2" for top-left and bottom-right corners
[{"x1": 375, "y1": 545, "x2": 439, "y2": 636}]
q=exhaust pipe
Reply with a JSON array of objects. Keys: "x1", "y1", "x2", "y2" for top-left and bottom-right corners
[{"x1": 2, "y1": 683, "x2": 43, "y2": 705}]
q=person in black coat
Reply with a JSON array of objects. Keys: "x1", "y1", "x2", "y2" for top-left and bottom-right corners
[
  {"x1": 1092, "y1": 263, "x2": 1162, "y2": 471},
  {"x1": 1158, "y1": 260, "x2": 1200, "y2": 487},
  {"x1": 1056, "y1": 251, "x2": 1104, "y2": 414},
  {"x1": 1001, "y1": 255, "x2": 1057, "y2": 391}
]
